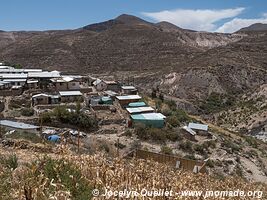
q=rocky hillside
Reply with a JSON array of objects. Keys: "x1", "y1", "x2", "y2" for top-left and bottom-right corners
[
  {"x1": 0, "y1": 14, "x2": 243, "y2": 73},
  {"x1": 0, "y1": 15, "x2": 266, "y2": 112},
  {"x1": 238, "y1": 23, "x2": 267, "y2": 32}
]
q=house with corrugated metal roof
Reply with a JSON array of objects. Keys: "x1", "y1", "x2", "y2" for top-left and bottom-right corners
[
  {"x1": 130, "y1": 113, "x2": 166, "y2": 128},
  {"x1": 188, "y1": 122, "x2": 209, "y2": 135},
  {"x1": 93, "y1": 79, "x2": 107, "y2": 91},
  {"x1": 116, "y1": 95, "x2": 142, "y2": 107},
  {"x1": 128, "y1": 102, "x2": 146, "y2": 107},
  {"x1": 121, "y1": 85, "x2": 137, "y2": 95},
  {"x1": 0, "y1": 120, "x2": 39, "y2": 133},
  {"x1": 50, "y1": 76, "x2": 81, "y2": 91},
  {"x1": 32, "y1": 93, "x2": 60, "y2": 106},
  {"x1": 59, "y1": 91, "x2": 83, "y2": 103},
  {"x1": 126, "y1": 106, "x2": 154, "y2": 115}
]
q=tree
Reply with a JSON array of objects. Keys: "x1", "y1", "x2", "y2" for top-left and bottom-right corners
[
  {"x1": 159, "y1": 93, "x2": 164, "y2": 102},
  {"x1": 151, "y1": 88, "x2": 157, "y2": 99}
]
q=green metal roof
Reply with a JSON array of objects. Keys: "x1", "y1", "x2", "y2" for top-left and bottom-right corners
[
  {"x1": 101, "y1": 96, "x2": 112, "y2": 101},
  {"x1": 131, "y1": 114, "x2": 146, "y2": 120},
  {"x1": 128, "y1": 102, "x2": 146, "y2": 107},
  {"x1": 131, "y1": 113, "x2": 166, "y2": 120}
]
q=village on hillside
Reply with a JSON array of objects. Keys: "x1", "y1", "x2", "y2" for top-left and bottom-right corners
[
  {"x1": 0, "y1": 62, "x2": 214, "y2": 172},
  {"x1": 1, "y1": 62, "x2": 267, "y2": 184}
]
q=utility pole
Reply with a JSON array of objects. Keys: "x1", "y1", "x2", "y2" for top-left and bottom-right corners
[
  {"x1": 77, "y1": 129, "x2": 80, "y2": 154},
  {"x1": 117, "y1": 138, "x2": 120, "y2": 157},
  {"x1": 39, "y1": 113, "x2": 44, "y2": 143}
]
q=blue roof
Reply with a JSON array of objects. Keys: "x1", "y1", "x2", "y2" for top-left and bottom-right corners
[
  {"x1": 101, "y1": 96, "x2": 112, "y2": 101},
  {"x1": 128, "y1": 102, "x2": 146, "y2": 107},
  {"x1": 131, "y1": 113, "x2": 166, "y2": 120},
  {"x1": 48, "y1": 135, "x2": 60, "y2": 142}
]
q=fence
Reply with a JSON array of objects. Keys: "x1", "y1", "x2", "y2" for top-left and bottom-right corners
[{"x1": 130, "y1": 149, "x2": 206, "y2": 174}]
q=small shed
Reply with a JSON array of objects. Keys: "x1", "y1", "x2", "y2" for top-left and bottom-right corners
[
  {"x1": 128, "y1": 102, "x2": 146, "y2": 107},
  {"x1": 126, "y1": 106, "x2": 154, "y2": 115},
  {"x1": 104, "y1": 90, "x2": 118, "y2": 100},
  {"x1": 116, "y1": 95, "x2": 142, "y2": 107},
  {"x1": 2, "y1": 79, "x2": 26, "y2": 87},
  {"x1": 90, "y1": 96, "x2": 101, "y2": 106},
  {"x1": 59, "y1": 91, "x2": 83, "y2": 103},
  {"x1": 93, "y1": 79, "x2": 107, "y2": 91},
  {"x1": 188, "y1": 122, "x2": 209, "y2": 135},
  {"x1": 0, "y1": 120, "x2": 39, "y2": 133},
  {"x1": 100, "y1": 96, "x2": 113, "y2": 105},
  {"x1": 32, "y1": 93, "x2": 50, "y2": 105},
  {"x1": 26, "y1": 79, "x2": 39, "y2": 89},
  {"x1": 121, "y1": 86, "x2": 137, "y2": 95},
  {"x1": 104, "y1": 81, "x2": 120, "y2": 92},
  {"x1": 131, "y1": 113, "x2": 166, "y2": 128}
]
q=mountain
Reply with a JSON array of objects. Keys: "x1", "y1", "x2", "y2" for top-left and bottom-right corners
[
  {"x1": 0, "y1": 14, "x2": 266, "y2": 113},
  {"x1": 0, "y1": 14, "x2": 243, "y2": 72},
  {"x1": 238, "y1": 23, "x2": 267, "y2": 32}
]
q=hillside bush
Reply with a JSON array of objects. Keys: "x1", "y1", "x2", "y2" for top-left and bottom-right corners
[
  {"x1": 161, "y1": 146, "x2": 173, "y2": 155},
  {"x1": 20, "y1": 108, "x2": 34, "y2": 116},
  {"x1": 40, "y1": 106, "x2": 98, "y2": 129}
]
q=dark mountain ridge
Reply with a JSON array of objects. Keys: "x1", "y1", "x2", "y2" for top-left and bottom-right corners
[{"x1": 238, "y1": 23, "x2": 267, "y2": 32}]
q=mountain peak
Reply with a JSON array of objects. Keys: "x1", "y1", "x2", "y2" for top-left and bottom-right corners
[
  {"x1": 83, "y1": 14, "x2": 152, "y2": 32},
  {"x1": 115, "y1": 14, "x2": 152, "y2": 26}
]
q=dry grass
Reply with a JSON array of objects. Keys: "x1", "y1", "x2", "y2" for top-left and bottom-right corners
[{"x1": 0, "y1": 144, "x2": 266, "y2": 199}]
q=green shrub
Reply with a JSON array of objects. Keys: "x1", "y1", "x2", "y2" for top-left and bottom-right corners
[
  {"x1": 41, "y1": 112, "x2": 53, "y2": 123},
  {"x1": 200, "y1": 92, "x2": 235, "y2": 114},
  {"x1": 161, "y1": 146, "x2": 173, "y2": 155},
  {"x1": 161, "y1": 107, "x2": 172, "y2": 116},
  {"x1": 0, "y1": 154, "x2": 18, "y2": 170},
  {"x1": 165, "y1": 100, "x2": 177, "y2": 111},
  {"x1": 206, "y1": 159, "x2": 215, "y2": 168},
  {"x1": 184, "y1": 154, "x2": 196, "y2": 160},
  {"x1": 135, "y1": 126, "x2": 181, "y2": 143},
  {"x1": 173, "y1": 109, "x2": 190, "y2": 122},
  {"x1": 41, "y1": 106, "x2": 98, "y2": 129},
  {"x1": 245, "y1": 136, "x2": 258, "y2": 148},
  {"x1": 147, "y1": 128, "x2": 166, "y2": 142},
  {"x1": 0, "y1": 170, "x2": 12, "y2": 199},
  {"x1": 203, "y1": 140, "x2": 216, "y2": 149},
  {"x1": 155, "y1": 99, "x2": 163, "y2": 110},
  {"x1": 124, "y1": 130, "x2": 133, "y2": 137},
  {"x1": 222, "y1": 139, "x2": 240, "y2": 153},
  {"x1": 180, "y1": 141, "x2": 193, "y2": 153},
  {"x1": 194, "y1": 144, "x2": 205, "y2": 154},
  {"x1": 166, "y1": 115, "x2": 180, "y2": 127},
  {"x1": 135, "y1": 123, "x2": 148, "y2": 140},
  {"x1": 166, "y1": 131, "x2": 182, "y2": 142},
  {"x1": 115, "y1": 142, "x2": 126, "y2": 149},
  {"x1": 20, "y1": 108, "x2": 34, "y2": 116},
  {"x1": 34, "y1": 157, "x2": 92, "y2": 200},
  {"x1": 6, "y1": 131, "x2": 43, "y2": 143},
  {"x1": 100, "y1": 143, "x2": 110, "y2": 153}
]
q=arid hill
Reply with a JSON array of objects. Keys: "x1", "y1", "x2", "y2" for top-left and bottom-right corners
[
  {"x1": 0, "y1": 14, "x2": 244, "y2": 73},
  {"x1": 0, "y1": 15, "x2": 266, "y2": 113}
]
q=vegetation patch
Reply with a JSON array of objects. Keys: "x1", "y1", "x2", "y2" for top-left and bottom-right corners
[
  {"x1": 5, "y1": 131, "x2": 43, "y2": 143},
  {"x1": 20, "y1": 108, "x2": 34, "y2": 116},
  {"x1": 200, "y1": 92, "x2": 235, "y2": 114},
  {"x1": 41, "y1": 105, "x2": 98, "y2": 130}
]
